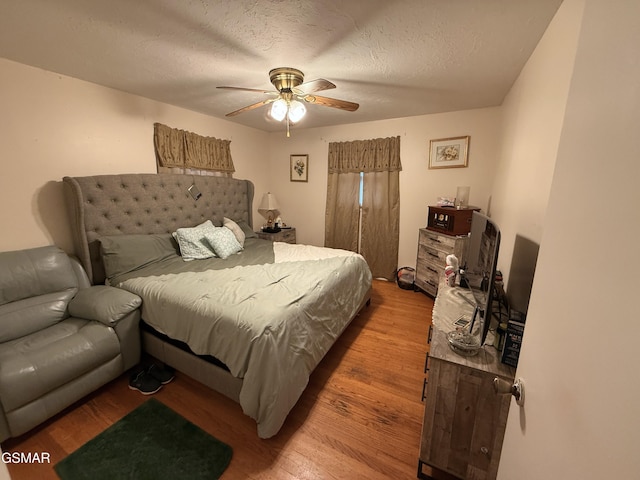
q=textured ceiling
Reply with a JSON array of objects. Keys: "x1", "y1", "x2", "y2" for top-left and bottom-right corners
[{"x1": 0, "y1": 0, "x2": 563, "y2": 132}]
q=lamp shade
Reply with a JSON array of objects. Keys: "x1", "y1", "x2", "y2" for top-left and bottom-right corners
[
  {"x1": 270, "y1": 99, "x2": 288, "y2": 121},
  {"x1": 288, "y1": 100, "x2": 306, "y2": 123},
  {"x1": 258, "y1": 192, "x2": 280, "y2": 219}
]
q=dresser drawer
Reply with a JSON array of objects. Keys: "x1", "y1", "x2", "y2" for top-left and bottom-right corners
[
  {"x1": 417, "y1": 243, "x2": 450, "y2": 268},
  {"x1": 256, "y1": 228, "x2": 296, "y2": 244},
  {"x1": 415, "y1": 274, "x2": 438, "y2": 296},
  {"x1": 278, "y1": 229, "x2": 296, "y2": 244},
  {"x1": 420, "y1": 229, "x2": 456, "y2": 252},
  {"x1": 416, "y1": 259, "x2": 441, "y2": 293},
  {"x1": 417, "y1": 258, "x2": 441, "y2": 279}
]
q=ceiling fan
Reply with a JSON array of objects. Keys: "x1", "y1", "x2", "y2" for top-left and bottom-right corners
[{"x1": 217, "y1": 67, "x2": 359, "y2": 136}]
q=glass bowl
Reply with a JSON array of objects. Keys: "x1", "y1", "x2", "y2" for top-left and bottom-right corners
[{"x1": 447, "y1": 329, "x2": 481, "y2": 356}]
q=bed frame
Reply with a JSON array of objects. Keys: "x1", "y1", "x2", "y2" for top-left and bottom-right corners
[
  {"x1": 62, "y1": 173, "x2": 370, "y2": 407},
  {"x1": 63, "y1": 173, "x2": 255, "y2": 401}
]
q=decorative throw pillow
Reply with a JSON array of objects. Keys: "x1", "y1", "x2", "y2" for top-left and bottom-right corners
[
  {"x1": 204, "y1": 227, "x2": 243, "y2": 259},
  {"x1": 223, "y1": 217, "x2": 246, "y2": 246},
  {"x1": 172, "y1": 220, "x2": 217, "y2": 261}
]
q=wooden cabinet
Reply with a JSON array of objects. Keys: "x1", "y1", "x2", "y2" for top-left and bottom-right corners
[
  {"x1": 415, "y1": 228, "x2": 468, "y2": 297},
  {"x1": 256, "y1": 228, "x2": 296, "y2": 244},
  {"x1": 418, "y1": 283, "x2": 515, "y2": 480}
]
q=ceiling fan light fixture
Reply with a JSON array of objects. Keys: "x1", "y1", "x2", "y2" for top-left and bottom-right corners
[
  {"x1": 270, "y1": 98, "x2": 288, "y2": 121},
  {"x1": 220, "y1": 67, "x2": 357, "y2": 136},
  {"x1": 288, "y1": 100, "x2": 306, "y2": 123}
]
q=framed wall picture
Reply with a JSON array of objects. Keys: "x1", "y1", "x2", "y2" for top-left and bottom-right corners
[
  {"x1": 428, "y1": 136, "x2": 470, "y2": 169},
  {"x1": 290, "y1": 154, "x2": 309, "y2": 182}
]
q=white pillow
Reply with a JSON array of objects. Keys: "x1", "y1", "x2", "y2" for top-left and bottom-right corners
[
  {"x1": 223, "y1": 217, "x2": 246, "y2": 246},
  {"x1": 172, "y1": 220, "x2": 217, "y2": 261},
  {"x1": 204, "y1": 227, "x2": 243, "y2": 259}
]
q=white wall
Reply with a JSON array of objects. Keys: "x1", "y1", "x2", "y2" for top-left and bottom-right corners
[
  {"x1": 0, "y1": 58, "x2": 268, "y2": 254},
  {"x1": 266, "y1": 108, "x2": 503, "y2": 269},
  {"x1": 498, "y1": 0, "x2": 640, "y2": 478},
  {"x1": 490, "y1": 0, "x2": 584, "y2": 299}
]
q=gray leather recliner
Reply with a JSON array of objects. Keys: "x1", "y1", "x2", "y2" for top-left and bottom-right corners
[{"x1": 0, "y1": 245, "x2": 142, "y2": 442}]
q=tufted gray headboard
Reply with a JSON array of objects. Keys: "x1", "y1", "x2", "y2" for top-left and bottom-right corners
[{"x1": 63, "y1": 173, "x2": 254, "y2": 284}]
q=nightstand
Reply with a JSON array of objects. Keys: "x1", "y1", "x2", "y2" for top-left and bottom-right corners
[{"x1": 256, "y1": 228, "x2": 296, "y2": 244}]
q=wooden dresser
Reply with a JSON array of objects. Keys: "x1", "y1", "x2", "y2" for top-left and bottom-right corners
[
  {"x1": 418, "y1": 281, "x2": 516, "y2": 479},
  {"x1": 415, "y1": 228, "x2": 468, "y2": 297}
]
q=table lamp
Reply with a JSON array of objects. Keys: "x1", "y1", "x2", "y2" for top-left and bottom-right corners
[{"x1": 258, "y1": 192, "x2": 280, "y2": 232}]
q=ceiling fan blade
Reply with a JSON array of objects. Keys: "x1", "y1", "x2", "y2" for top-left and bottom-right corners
[
  {"x1": 293, "y1": 78, "x2": 336, "y2": 95},
  {"x1": 302, "y1": 94, "x2": 359, "y2": 112},
  {"x1": 217, "y1": 86, "x2": 274, "y2": 94},
  {"x1": 225, "y1": 98, "x2": 275, "y2": 117}
]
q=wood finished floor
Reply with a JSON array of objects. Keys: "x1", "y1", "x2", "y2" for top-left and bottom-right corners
[{"x1": 3, "y1": 280, "x2": 454, "y2": 479}]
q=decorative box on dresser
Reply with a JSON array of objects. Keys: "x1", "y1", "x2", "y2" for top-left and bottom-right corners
[
  {"x1": 415, "y1": 228, "x2": 468, "y2": 297},
  {"x1": 256, "y1": 228, "x2": 296, "y2": 244},
  {"x1": 418, "y1": 280, "x2": 516, "y2": 480}
]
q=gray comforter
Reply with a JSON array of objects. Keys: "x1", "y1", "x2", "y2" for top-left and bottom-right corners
[{"x1": 115, "y1": 242, "x2": 372, "y2": 438}]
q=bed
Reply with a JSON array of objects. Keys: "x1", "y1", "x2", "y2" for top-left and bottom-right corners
[{"x1": 62, "y1": 173, "x2": 372, "y2": 438}]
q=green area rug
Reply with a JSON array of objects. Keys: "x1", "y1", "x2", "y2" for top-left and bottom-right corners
[{"x1": 54, "y1": 398, "x2": 232, "y2": 480}]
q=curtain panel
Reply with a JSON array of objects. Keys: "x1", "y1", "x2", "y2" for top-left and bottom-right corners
[
  {"x1": 325, "y1": 136, "x2": 401, "y2": 281},
  {"x1": 360, "y1": 169, "x2": 401, "y2": 281},
  {"x1": 153, "y1": 123, "x2": 235, "y2": 174},
  {"x1": 325, "y1": 172, "x2": 361, "y2": 252}
]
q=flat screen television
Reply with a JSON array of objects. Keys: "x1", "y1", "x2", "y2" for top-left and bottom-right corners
[{"x1": 460, "y1": 211, "x2": 501, "y2": 346}]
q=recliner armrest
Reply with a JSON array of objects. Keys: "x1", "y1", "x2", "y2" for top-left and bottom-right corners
[{"x1": 68, "y1": 286, "x2": 141, "y2": 326}]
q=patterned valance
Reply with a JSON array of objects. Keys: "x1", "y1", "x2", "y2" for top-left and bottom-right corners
[
  {"x1": 328, "y1": 136, "x2": 402, "y2": 174},
  {"x1": 153, "y1": 123, "x2": 235, "y2": 173}
]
